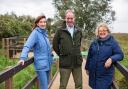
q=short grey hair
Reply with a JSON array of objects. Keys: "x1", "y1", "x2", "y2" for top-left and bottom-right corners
[
  {"x1": 95, "y1": 23, "x2": 111, "y2": 36},
  {"x1": 65, "y1": 9, "x2": 74, "y2": 16}
]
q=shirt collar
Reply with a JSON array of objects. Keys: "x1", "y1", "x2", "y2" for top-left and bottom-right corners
[{"x1": 66, "y1": 24, "x2": 74, "y2": 30}]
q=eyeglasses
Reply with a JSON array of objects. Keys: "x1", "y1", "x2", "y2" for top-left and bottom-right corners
[{"x1": 98, "y1": 30, "x2": 108, "y2": 32}]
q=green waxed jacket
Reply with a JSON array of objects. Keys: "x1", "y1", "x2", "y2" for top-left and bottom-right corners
[{"x1": 53, "y1": 25, "x2": 83, "y2": 68}]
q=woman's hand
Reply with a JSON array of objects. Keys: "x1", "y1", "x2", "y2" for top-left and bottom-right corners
[
  {"x1": 104, "y1": 58, "x2": 112, "y2": 68},
  {"x1": 18, "y1": 60, "x2": 25, "y2": 66}
]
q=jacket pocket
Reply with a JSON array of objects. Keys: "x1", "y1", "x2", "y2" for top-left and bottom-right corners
[
  {"x1": 76, "y1": 55, "x2": 83, "y2": 66},
  {"x1": 59, "y1": 55, "x2": 71, "y2": 67},
  {"x1": 34, "y1": 59, "x2": 48, "y2": 70}
]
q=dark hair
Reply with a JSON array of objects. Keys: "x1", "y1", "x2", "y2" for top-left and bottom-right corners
[{"x1": 33, "y1": 15, "x2": 46, "y2": 29}]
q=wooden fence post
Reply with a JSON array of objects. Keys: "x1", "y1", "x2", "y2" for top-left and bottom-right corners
[
  {"x1": 2, "y1": 38, "x2": 5, "y2": 49},
  {"x1": 36, "y1": 79, "x2": 40, "y2": 89},
  {"x1": 5, "y1": 77, "x2": 13, "y2": 89},
  {"x1": 6, "y1": 38, "x2": 10, "y2": 58},
  {"x1": 2, "y1": 38, "x2": 6, "y2": 56}
]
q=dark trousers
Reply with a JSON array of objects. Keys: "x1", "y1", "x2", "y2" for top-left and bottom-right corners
[{"x1": 59, "y1": 67, "x2": 82, "y2": 89}]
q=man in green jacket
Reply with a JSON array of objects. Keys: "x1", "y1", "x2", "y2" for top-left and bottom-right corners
[{"x1": 53, "y1": 9, "x2": 83, "y2": 89}]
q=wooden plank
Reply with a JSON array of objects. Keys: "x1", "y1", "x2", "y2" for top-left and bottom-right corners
[
  {"x1": 48, "y1": 70, "x2": 59, "y2": 89},
  {"x1": 49, "y1": 60, "x2": 91, "y2": 89}
]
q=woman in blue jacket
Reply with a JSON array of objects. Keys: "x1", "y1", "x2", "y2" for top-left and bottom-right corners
[
  {"x1": 85, "y1": 23, "x2": 124, "y2": 89},
  {"x1": 18, "y1": 15, "x2": 53, "y2": 89}
]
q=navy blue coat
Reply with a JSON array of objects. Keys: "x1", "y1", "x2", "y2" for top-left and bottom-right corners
[{"x1": 85, "y1": 35, "x2": 124, "y2": 89}]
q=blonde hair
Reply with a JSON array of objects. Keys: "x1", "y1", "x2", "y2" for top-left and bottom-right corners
[{"x1": 95, "y1": 23, "x2": 111, "y2": 36}]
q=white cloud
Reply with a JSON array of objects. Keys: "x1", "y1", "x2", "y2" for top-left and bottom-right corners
[
  {"x1": 0, "y1": 0, "x2": 128, "y2": 33},
  {"x1": 0, "y1": 0, "x2": 55, "y2": 18}
]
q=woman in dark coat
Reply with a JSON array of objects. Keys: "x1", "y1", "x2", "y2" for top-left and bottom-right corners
[{"x1": 85, "y1": 23, "x2": 124, "y2": 89}]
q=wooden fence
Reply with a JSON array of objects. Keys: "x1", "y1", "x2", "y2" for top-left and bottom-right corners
[
  {"x1": 1, "y1": 36, "x2": 128, "y2": 89},
  {"x1": 2, "y1": 36, "x2": 27, "y2": 58},
  {"x1": 0, "y1": 57, "x2": 59, "y2": 89},
  {"x1": 112, "y1": 62, "x2": 128, "y2": 89},
  {"x1": 2, "y1": 36, "x2": 53, "y2": 59}
]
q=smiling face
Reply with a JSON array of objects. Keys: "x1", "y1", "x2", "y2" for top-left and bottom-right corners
[
  {"x1": 65, "y1": 11, "x2": 75, "y2": 27},
  {"x1": 98, "y1": 26, "x2": 109, "y2": 39},
  {"x1": 37, "y1": 18, "x2": 46, "y2": 29}
]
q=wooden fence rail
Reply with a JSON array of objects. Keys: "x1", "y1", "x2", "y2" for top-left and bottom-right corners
[
  {"x1": 2, "y1": 36, "x2": 53, "y2": 59},
  {"x1": 0, "y1": 58, "x2": 34, "y2": 83},
  {"x1": 2, "y1": 36, "x2": 28, "y2": 58},
  {"x1": 1, "y1": 36, "x2": 128, "y2": 89},
  {"x1": 112, "y1": 62, "x2": 128, "y2": 89},
  {"x1": 0, "y1": 57, "x2": 59, "y2": 89}
]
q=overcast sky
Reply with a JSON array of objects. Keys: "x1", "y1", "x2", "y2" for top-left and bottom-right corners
[
  {"x1": 111, "y1": 0, "x2": 128, "y2": 33},
  {"x1": 0, "y1": 0, "x2": 128, "y2": 33},
  {"x1": 0, "y1": 0, "x2": 55, "y2": 18}
]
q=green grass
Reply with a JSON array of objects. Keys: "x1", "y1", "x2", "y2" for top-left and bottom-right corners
[
  {"x1": 13, "y1": 65, "x2": 35, "y2": 89},
  {"x1": 0, "y1": 55, "x2": 17, "y2": 71},
  {"x1": 0, "y1": 54, "x2": 58, "y2": 89},
  {"x1": 115, "y1": 68, "x2": 128, "y2": 89},
  {"x1": 0, "y1": 55, "x2": 36, "y2": 89},
  {"x1": 51, "y1": 63, "x2": 58, "y2": 77}
]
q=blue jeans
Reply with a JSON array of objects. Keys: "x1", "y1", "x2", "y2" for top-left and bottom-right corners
[{"x1": 36, "y1": 70, "x2": 50, "y2": 89}]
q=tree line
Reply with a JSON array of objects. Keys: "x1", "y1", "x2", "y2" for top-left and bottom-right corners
[
  {"x1": 0, "y1": 0, "x2": 115, "y2": 40},
  {"x1": 53, "y1": 0, "x2": 115, "y2": 39},
  {"x1": 0, "y1": 12, "x2": 34, "y2": 38}
]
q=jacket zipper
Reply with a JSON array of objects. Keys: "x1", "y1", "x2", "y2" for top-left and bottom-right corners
[{"x1": 65, "y1": 30, "x2": 74, "y2": 46}]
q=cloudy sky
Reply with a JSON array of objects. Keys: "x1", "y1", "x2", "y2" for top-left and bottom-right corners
[
  {"x1": 0, "y1": 0, "x2": 128, "y2": 33},
  {"x1": 111, "y1": 0, "x2": 128, "y2": 33},
  {"x1": 0, "y1": 0, "x2": 55, "y2": 18}
]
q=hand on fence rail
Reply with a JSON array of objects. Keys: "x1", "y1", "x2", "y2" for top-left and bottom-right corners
[{"x1": 18, "y1": 60, "x2": 25, "y2": 66}]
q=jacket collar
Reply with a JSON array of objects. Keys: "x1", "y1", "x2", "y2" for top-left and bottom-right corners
[
  {"x1": 93, "y1": 35, "x2": 114, "y2": 45},
  {"x1": 36, "y1": 27, "x2": 48, "y2": 34},
  {"x1": 97, "y1": 35, "x2": 111, "y2": 42},
  {"x1": 62, "y1": 25, "x2": 80, "y2": 32}
]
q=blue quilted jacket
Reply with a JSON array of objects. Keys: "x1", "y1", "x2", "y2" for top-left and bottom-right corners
[{"x1": 20, "y1": 27, "x2": 53, "y2": 71}]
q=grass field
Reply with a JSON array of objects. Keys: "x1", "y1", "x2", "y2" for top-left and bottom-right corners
[{"x1": 113, "y1": 33, "x2": 128, "y2": 89}]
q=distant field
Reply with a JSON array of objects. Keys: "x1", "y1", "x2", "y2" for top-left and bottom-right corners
[
  {"x1": 113, "y1": 33, "x2": 128, "y2": 68},
  {"x1": 113, "y1": 33, "x2": 128, "y2": 89}
]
